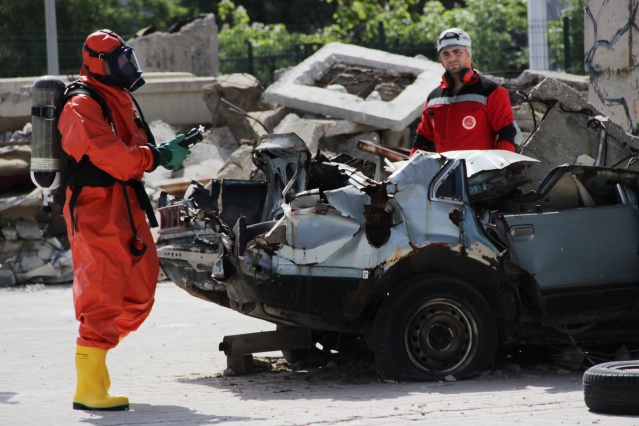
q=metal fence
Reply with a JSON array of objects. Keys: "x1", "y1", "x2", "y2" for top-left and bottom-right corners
[
  {"x1": 216, "y1": 24, "x2": 440, "y2": 86},
  {"x1": 1, "y1": 20, "x2": 581, "y2": 83},
  {"x1": 1, "y1": 30, "x2": 87, "y2": 78}
]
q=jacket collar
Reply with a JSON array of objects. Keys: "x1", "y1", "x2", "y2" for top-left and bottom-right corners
[{"x1": 441, "y1": 68, "x2": 479, "y2": 89}]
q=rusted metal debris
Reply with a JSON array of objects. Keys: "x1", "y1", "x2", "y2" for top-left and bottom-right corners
[
  {"x1": 314, "y1": 62, "x2": 416, "y2": 101},
  {"x1": 357, "y1": 139, "x2": 409, "y2": 162}
]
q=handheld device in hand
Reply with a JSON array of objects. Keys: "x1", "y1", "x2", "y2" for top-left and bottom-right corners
[{"x1": 179, "y1": 125, "x2": 205, "y2": 148}]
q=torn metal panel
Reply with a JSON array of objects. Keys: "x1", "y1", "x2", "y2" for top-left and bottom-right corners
[
  {"x1": 253, "y1": 133, "x2": 311, "y2": 222},
  {"x1": 284, "y1": 205, "x2": 360, "y2": 251},
  {"x1": 266, "y1": 150, "x2": 513, "y2": 275},
  {"x1": 441, "y1": 150, "x2": 540, "y2": 176}
]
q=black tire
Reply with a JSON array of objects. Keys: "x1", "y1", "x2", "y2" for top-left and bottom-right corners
[
  {"x1": 583, "y1": 361, "x2": 639, "y2": 415},
  {"x1": 372, "y1": 274, "x2": 497, "y2": 381}
]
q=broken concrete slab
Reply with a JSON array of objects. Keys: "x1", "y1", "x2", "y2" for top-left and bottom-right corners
[
  {"x1": 203, "y1": 73, "x2": 267, "y2": 128},
  {"x1": 273, "y1": 112, "x2": 378, "y2": 154},
  {"x1": 503, "y1": 69, "x2": 590, "y2": 99},
  {"x1": 264, "y1": 42, "x2": 443, "y2": 132},
  {"x1": 145, "y1": 121, "x2": 236, "y2": 198},
  {"x1": 15, "y1": 253, "x2": 46, "y2": 273},
  {"x1": 1, "y1": 73, "x2": 215, "y2": 134},
  {"x1": 15, "y1": 262, "x2": 57, "y2": 283},
  {"x1": 134, "y1": 75, "x2": 216, "y2": 127},
  {"x1": 210, "y1": 127, "x2": 240, "y2": 151},
  {"x1": 519, "y1": 77, "x2": 639, "y2": 191},
  {"x1": 1, "y1": 224, "x2": 18, "y2": 240},
  {"x1": 178, "y1": 139, "x2": 234, "y2": 183},
  {"x1": 0, "y1": 144, "x2": 32, "y2": 193},
  {"x1": 14, "y1": 220, "x2": 42, "y2": 240},
  {"x1": 216, "y1": 144, "x2": 257, "y2": 180},
  {"x1": 273, "y1": 114, "x2": 326, "y2": 154},
  {"x1": 502, "y1": 70, "x2": 590, "y2": 136},
  {"x1": 0, "y1": 268, "x2": 16, "y2": 287},
  {"x1": 0, "y1": 223, "x2": 72, "y2": 286},
  {"x1": 0, "y1": 239, "x2": 22, "y2": 255},
  {"x1": 129, "y1": 13, "x2": 219, "y2": 77},
  {"x1": 245, "y1": 107, "x2": 291, "y2": 140},
  {"x1": 379, "y1": 128, "x2": 411, "y2": 149}
]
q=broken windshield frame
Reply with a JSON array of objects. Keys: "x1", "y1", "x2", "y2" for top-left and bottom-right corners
[{"x1": 431, "y1": 159, "x2": 465, "y2": 204}]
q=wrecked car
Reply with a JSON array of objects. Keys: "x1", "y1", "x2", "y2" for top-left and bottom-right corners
[{"x1": 156, "y1": 132, "x2": 639, "y2": 381}]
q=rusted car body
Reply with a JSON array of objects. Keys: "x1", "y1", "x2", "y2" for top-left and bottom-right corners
[{"x1": 157, "y1": 133, "x2": 639, "y2": 381}]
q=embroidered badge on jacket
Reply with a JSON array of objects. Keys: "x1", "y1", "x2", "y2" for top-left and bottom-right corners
[{"x1": 462, "y1": 115, "x2": 476, "y2": 130}]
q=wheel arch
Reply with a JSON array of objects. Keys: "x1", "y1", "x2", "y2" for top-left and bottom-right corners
[{"x1": 374, "y1": 244, "x2": 502, "y2": 308}]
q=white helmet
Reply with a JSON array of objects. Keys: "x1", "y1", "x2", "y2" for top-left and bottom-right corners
[{"x1": 437, "y1": 28, "x2": 472, "y2": 53}]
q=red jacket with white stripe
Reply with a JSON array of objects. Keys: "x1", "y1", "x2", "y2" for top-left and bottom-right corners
[{"x1": 411, "y1": 70, "x2": 517, "y2": 154}]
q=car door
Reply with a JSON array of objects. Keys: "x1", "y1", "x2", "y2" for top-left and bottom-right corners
[
  {"x1": 501, "y1": 196, "x2": 639, "y2": 323},
  {"x1": 503, "y1": 205, "x2": 639, "y2": 290}
]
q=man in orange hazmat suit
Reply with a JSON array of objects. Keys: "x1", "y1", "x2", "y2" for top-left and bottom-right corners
[{"x1": 58, "y1": 29, "x2": 191, "y2": 411}]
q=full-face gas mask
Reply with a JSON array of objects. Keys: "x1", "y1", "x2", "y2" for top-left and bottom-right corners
[{"x1": 82, "y1": 30, "x2": 145, "y2": 92}]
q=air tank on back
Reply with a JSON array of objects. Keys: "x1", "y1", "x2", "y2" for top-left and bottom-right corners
[{"x1": 30, "y1": 75, "x2": 66, "y2": 211}]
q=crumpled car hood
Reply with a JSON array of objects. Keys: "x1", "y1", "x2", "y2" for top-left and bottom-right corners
[{"x1": 388, "y1": 149, "x2": 539, "y2": 178}]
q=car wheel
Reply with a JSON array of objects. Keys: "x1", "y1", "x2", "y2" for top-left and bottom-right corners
[
  {"x1": 583, "y1": 361, "x2": 639, "y2": 415},
  {"x1": 373, "y1": 274, "x2": 497, "y2": 381}
]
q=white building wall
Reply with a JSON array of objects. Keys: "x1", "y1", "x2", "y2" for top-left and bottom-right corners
[{"x1": 585, "y1": 0, "x2": 639, "y2": 134}]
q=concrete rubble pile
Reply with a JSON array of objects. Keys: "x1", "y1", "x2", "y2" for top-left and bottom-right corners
[
  {"x1": 518, "y1": 77, "x2": 639, "y2": 187},
  {"x1": 0, "y1": 190, "x2": 73, "y2": 286},
  {"x1": 1, "y1": 40, "x2": 635, "y2": 287}
]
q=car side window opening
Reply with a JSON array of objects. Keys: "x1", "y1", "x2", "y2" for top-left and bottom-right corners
[{"x1": 432, "y1": 160, "x2": 464, "y2": 203}]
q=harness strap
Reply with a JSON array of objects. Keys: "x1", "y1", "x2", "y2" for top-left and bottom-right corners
[
  {"x1": 130, "y1": 94, "x2": 155, "y2": 146},
  {"x1": 67, "y1": 155, "x2": 158, "y2": 235}
]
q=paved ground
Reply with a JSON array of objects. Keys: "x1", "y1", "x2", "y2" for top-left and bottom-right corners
[{"x1": 1, "y1": 281, "x2": 638, "y2": 426}]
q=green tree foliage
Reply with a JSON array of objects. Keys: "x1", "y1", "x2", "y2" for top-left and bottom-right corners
[
  {"x1": 179, "y1": 0, "x2": 336, "y2": 27},
  {"x1": 0, "y1": 0, "x2": 189, "y2": 77},
  {"x1": 214, "y1": 0, "x2": 342, "y2": 82},
  {"x1": 548, "y1": 0, "x2": 585, "y2": 73},
  {"x1": 446, "y1": 0, "x2": 528, "y2": 73},
  {"x1": 0, "y1": 0, "x2": 188, "y2": 37},
  {"x1": 322, "y1": 0, "x2": 528, "y2": 73},
  {"x1": 0, "y1": 0, "x2": 584, "y2": 78}
]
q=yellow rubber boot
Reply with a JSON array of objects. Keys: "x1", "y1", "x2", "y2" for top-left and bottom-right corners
[
  {"x1": 104, "y1": 336, "x2": 125, "y2": 392},
  {"x1": 103, "y1": 360, "x2": 111, "y2": 393},
  {"x1": 73, "y1": 345, "x2": 129, "y2": 411},
  {"x1": 104, "y1": 336, "x2": 125, "y2": 391}
]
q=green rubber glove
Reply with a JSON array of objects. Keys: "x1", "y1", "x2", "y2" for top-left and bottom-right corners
[{"x1": 156, "y1": 134, "x2": 190, "y2": 170}]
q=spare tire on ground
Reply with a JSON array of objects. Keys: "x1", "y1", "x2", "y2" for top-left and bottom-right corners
[{"x1": 583, "y1": 361, "x2": 639, "y2": 415}]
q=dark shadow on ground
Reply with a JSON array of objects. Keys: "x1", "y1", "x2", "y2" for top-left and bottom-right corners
[
  {"x1": 0, "y1": 392, "x2": 18, "y2": 404},
  {"x1": 77, "y1": 403, "x2": 257, "y2": 425},
  {"x1": 177, "y1": 346, "x2": 588, "y2": 403}
]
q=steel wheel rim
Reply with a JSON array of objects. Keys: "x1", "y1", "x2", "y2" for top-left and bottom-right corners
[{"x1": 404, "y1": 298, "x2": 478, "y2": 374}]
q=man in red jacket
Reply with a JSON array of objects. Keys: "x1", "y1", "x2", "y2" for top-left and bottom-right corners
[
  {"x1": 59, "y1": 29, "x2": 191, "y2": 411},
  {"x1": 410, "y1": 28, "x2": 519, "y2": 155}
]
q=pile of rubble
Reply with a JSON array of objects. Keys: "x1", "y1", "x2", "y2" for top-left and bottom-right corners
[
  {"x1": 0, "y1": 213, "x2": 72, "y2": 286},
  {"x1": 2, "y1": 41, "x2": 636, "y2": 287}
]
